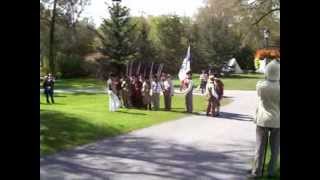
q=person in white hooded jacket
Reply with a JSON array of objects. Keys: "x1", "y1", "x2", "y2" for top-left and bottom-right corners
[{"x1": 249, "y1": 59, "x2": 280, "y2": 179}]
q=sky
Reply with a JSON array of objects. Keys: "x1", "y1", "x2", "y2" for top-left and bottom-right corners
[{"x1": 81, "y1": 0, "x2": 206, "y2": 27}]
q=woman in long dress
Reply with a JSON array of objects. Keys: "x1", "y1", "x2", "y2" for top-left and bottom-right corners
[{"x1": 107, "y1": 74, "x2": 121, "y2": 112}]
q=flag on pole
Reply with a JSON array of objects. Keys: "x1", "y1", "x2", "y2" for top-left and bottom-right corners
[{"x1": 178, "y1": 45, "x2": 191, "y2": 81}]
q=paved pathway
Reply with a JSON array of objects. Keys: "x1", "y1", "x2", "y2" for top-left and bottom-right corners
[{"x1": 40, "y1": 90, "x2": 257, "y2": 180}]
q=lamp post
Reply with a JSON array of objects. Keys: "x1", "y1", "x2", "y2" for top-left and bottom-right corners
[{"x1": 263, "y1": 28, "x2": 270, "y2": 48}]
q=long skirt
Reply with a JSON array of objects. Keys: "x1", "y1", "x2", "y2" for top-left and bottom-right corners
[{"x1": 109, "y1": 91, "x2": 121, "y2": 112}]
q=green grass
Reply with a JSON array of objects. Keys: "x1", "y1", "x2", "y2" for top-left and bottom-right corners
[
  {"x1": 40, "y1": 78, "x2": 105, "y2": 90},
  {"x1": 41, "y1": 73, "x2": 264, "y2": 91},
  {"x1": 258, "y1": 146, "x2": 280, "y2": 180},
  {"x1": 172, "y1": 73, "x2": 264, "y2": 90},
  {"x1": 40, "y1": 93, "x2": 233, "y2": 156}
]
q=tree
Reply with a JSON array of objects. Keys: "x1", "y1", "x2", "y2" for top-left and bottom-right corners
[
  {"x1": 155, "y1": 15, "x2": 186, "y2": 73},
  {"x1": 133, "y1": 17, "x2": 157, "y2": 64},
  {"x1": 41, "y1": 0, "x2": 91, "y2": 74},
  {"x1": 48, "y1": 0, "x2": 58, "y2": 74},
  {"x1": 99, "y1": 1, "x2": 137, "y2": 73},
  {"x1": 195, "y1": 1, "x2": 242, "y2": 69}
]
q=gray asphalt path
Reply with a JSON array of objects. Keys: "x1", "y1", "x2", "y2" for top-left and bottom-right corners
[{"x1": 40, "y1": 90, "x2": 257, "y2": 180}]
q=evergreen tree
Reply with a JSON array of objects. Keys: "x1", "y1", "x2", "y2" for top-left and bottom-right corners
[
  {"x1": 134, "y1": 17, "x2": 156, "y2": 64},
  {"x1": 99, "y1": 2, "x2": 137, "y2": 73}
]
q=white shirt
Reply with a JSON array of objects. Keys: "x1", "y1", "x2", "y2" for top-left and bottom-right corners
[
  {"x1": 151, "y1": 81, "x2": 162, "y2": 93},
  {"x1": 182, "y1": 79, "x2": 193, "y2": 94}
]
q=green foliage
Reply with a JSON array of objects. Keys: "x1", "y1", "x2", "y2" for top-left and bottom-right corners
[
  {"x1": 235, "y1": 46, "x2": 255, "y2": 70},
  {"x1": 154, "y1": 15, "x2": 188, "y2": 73},
  {"x1": 99, "y1": 2, "x2": 137, "y2": 73},
  {"x1": 40, "y1": 1, "x2": 96, "y2": 77},
  {"x1": 132, "y1": 17, "x2": 157, "y2": 64},
  {"x1": 56, "y1": 54, "x2": 88, "y2": 78},
  {"x1": 255, "y1": 58, "x2": 261, "y2": 70}
]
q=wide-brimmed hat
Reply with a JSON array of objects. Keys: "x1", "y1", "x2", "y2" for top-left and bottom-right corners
[{"x1": 209, "y1": 75, "x2": 215, "y2": 82}]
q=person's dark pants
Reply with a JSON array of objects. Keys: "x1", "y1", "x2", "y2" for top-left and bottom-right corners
[
  {"x1": 206, "y1": 97, "x2": 217, "y2": 116},
  {"x1": 200, "y1": 81, "x2": 207, "y2": 94},
  {"x1": 164, "y1": 92, "x2": 172, "y2": 111},
  {"x1": 252, "y1": 126, "x2": 280, "y2": 177},
  {"x1": 185, "y1": 91, "x2": 193, "y2": 113},
  {"x1": 45, "y1": 89, "x2": 54, "y2": 104},
  {"x1": 145, "y1": 104, "x2": 152, "y2": 110}
]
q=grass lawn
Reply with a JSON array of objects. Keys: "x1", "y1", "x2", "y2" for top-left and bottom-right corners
[
  {"x1": 41, "y1": 73, "x2": 264, "y2": 91},
  {"x1": 172, "y1": 73, "x2": 264, "y2": 90},
  {"x1": 258, "y1": 146, "x2": 280, "y2": 180},
  {"x1": 40, "y1": 93, "x2": 233, "y2": 156},
  {"x1": 40, "y1": 78, "x2": 106, "y2": 90}
]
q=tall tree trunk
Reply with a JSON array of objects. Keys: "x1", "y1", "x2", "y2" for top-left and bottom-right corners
[{"x1": 48, "y1": 0, "x2": 57, "y2": 74}]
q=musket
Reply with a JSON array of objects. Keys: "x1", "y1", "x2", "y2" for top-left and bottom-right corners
[
  {"x1": 136, "y1": 62, "x2": 141, "y2": 76},
  {"x1": 129, "y1": 61, "x2": 133, "y2": 77},
  {"x1": 157, "y1": 63, "x2": 164, "y2": 78},
  {"x1": 149, "y1": 62, "x2": 154, "y2": 80},
  {"x1": 126, "y1": 61, "x2": 129, "y2": 76},
  {"x1": 143, "y1": 63, "x2": 147, "y2": 77}
]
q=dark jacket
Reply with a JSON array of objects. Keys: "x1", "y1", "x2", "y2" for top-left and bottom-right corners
[{"x1": 43, "y1": 79, "x2": 55, "y2": 91}]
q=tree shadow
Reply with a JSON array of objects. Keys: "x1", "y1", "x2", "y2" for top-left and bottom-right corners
[
  {"x1": 54, "y1": 94, "x2": 67, "y2": 98},
  {"x1": 41, "y1": 135, "x2": 254, "y2": 180},
  {"x1": 40, "y1": 110, "x2": 121, "y2": 156},
  {"x1": 216, "y1": 112, "x2": 253, "y2": 122},
  {"x1": 222, "y1": 74, "x2": 261, "y2": 79},
  {"x1": 116, "y1": 110, "x2": 147, "y2": 116}
]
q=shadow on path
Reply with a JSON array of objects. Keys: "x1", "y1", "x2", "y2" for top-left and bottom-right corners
[
  {"x1": 41, "y1": 136, "x2": 253, "y2": 180},
  {"x1": 216, "y1": 112, "x2": 253, "y2": 122}
]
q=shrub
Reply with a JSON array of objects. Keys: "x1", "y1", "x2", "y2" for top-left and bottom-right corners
[
  {"x1": 235, "y1": 46, "x2": 255, "y2": 70},
  {"x1": 56, "y1": 53, "x2": 88, "y2": 78}
]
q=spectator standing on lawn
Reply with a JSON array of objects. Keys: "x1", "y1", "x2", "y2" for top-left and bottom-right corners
[
  {"x1": 248, "y1": 60, "x2": 280, "y2": 179},
  {"x1": 43, "y1": 73, "x2": 55, "y2": 104}
]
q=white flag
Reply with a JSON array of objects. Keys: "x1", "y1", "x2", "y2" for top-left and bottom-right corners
[{"x1": 178, "y1": 45, "x2": 191, "y2": 81}]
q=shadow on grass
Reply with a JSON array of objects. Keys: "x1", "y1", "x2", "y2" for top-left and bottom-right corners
[
  {"x1": 54, "y1": 94, "x2": 67, "y2": 97},
  {"x1": 222, "y1": 74, "x2": 262, "y2": 79},
  {"x1": 40, "y1": 102, "x2": 66, "y2": 105},
  {"x1": 116, "y1": 110, "x2": 147, "y2": 116},
  {"x1": 40, "y1": 110, "x2": 121, "y2": 156},
  {"x1": 41, "y1": 135, "x2": 254, "y2": 180}
]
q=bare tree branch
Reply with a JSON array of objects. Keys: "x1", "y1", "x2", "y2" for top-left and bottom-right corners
[{"x1": 252, "y1": 8, "x2": 280, "y2": 25}]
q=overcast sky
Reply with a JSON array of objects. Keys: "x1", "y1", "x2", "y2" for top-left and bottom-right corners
[{"x1": 81, "y1": 0, "x2": 206, "y2": 27}]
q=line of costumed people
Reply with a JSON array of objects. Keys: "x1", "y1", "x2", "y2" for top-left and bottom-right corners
[
  {"x1": 107, "y1": 62, "x2": 174, "y2": 112},
  {"x1": 178, "y1": 46, "x2": 224, "y2": 116}
]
